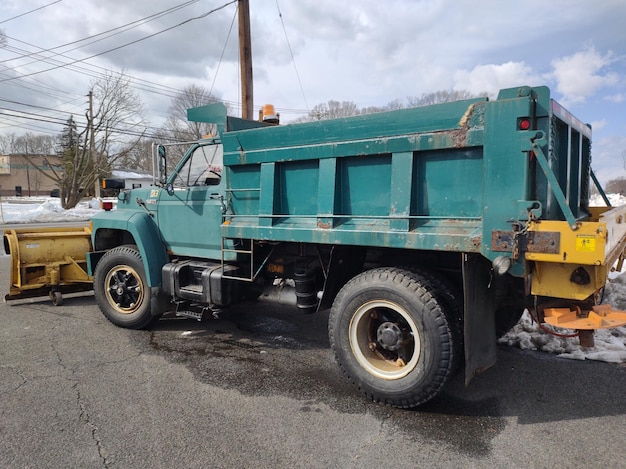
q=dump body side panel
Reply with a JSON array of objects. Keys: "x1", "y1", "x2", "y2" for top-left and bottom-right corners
[{"x1": 221, "y1": 98, "x2": 489, "y2": 255}]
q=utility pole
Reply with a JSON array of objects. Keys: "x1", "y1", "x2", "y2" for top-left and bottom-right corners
[
  {"x1": 88, "y1": 90, "x2": 99, "y2": 198},
  {"x1": 238, "y1": 0, "x2": 253, "y2": 120}
]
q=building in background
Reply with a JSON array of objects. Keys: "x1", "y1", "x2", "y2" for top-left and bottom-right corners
[
  {"x1": 111, "y1": 169, "x2": 152, "y2": 190},
  {"x1": 0, "y1": 154, "x2": 62, "y2": 197}
]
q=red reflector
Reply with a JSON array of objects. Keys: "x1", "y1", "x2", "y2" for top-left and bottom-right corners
[
  {"x1": 519, "y1": 119, "x2": 531, "y2": 130},
  {"x1": 102, "y1": 201, "x2": 114, "y2": 211}
]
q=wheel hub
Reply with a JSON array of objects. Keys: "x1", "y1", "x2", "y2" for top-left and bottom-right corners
[
  {"x1": 377, "y1": 322, "x2": 403, "y2": 351},
  {"x1": 104, "y1": 265, "x2": 143, "y2": 314}
]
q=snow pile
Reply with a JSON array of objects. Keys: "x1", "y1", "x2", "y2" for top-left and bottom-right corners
[
  {"x1": 589, "y1": 193, "x2": 626, "y2": 207},
  {"x1": 499, "y1": 275, "x2": 626, "y2": 363},
  {"x1": 499, "y1": 311, "x2": 626, "y2": 364},
  {"x1": 0, "y1": 197, "x2": 102, "y2": 224}
]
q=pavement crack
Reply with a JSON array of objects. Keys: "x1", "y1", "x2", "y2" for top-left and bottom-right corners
[
  {"x1": 52, "y1": 343, "x2": 110, "y2": 468},
  {"x1": 76, "y1": 384, "x2": 110, "y2": 468},
  {"x1": 1, "y1": 365, "x2": 28, "y2": 391}
]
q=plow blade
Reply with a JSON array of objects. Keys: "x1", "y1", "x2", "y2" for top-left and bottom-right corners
[{"x1": 3, "y1": 227, "x2": 93, "y2": 304}]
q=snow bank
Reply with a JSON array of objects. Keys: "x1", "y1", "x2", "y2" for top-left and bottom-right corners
[
  {"x1": 0, "y1": 197, "x2": 103, "y2": 224},
  {"x1": 589, "y1": 193, "x2": 626, "y2": 207}
]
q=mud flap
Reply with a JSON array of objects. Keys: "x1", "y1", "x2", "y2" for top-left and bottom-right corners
[{"x1": 462, "y1": 253, "x2": 497, "y2": 385}]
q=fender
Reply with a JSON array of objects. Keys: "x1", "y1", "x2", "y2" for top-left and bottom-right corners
[{"x1": 88, "y1": 210, "x2": 168, "y2": 288}]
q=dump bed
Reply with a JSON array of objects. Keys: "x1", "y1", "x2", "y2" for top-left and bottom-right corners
[
  {"x1": 216, "y1": 85, "x2": 622, "y2": 281},
  {"x1": 223, "y1": 95, "x2": 487, "y2": 253}
]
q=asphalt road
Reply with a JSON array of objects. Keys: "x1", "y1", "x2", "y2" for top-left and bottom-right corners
[{"x1": 1, "y1": 255, "x2": 625, "y2": 468}]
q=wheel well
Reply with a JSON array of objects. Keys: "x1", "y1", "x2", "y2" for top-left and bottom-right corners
[
  {"x1": 94, "y1": 228, "x2": 136, "y2": 251},
  {"x1": 319, "y1": 247, "x2": 464, "y2": 310}
]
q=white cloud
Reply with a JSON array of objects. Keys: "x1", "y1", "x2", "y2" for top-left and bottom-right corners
[
  {"x1": 452, "y1": 62, "x2": 541, "y2": 96},
  {"x1": 590, "y1": 119, "x2": 608, "y2": 131},
  {"x1": 550, "y1": 47, "x2": 618, "y2": 104},
  {"x1": 1, "y1": 1, "x2": 626, "y2": 139},
  {"x1": 605, "y1": 93, "x2": 626, "y2": 103},
  {"x1": 589, "y1": 134, "x2": 626, "y2": 187}
]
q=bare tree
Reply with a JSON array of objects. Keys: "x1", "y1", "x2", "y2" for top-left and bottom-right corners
[
  {"x1": 359, "y1": 99, "x2": 406, "y2": 116},
  {"x1": 311, "y1": 100, "x2": 359, "y2": 120},
  {"x1": 115, "y1": 137, "x2": 160, "y2": 174},
  {"x1": 13, "y1": 133, "x2": 57, "y2": 155},
  {"x1": 606, "y1": 177, "x2": 626, "y2": 195},
  {"x1": 164, "y1": 84, "x2": 224, "y2": 142},
  {"x1": 291, "y1": 90, "x2": 484, "y2": 124},
  {"x1": 292, "y1": 100, "x2": 360, "y2": 123},
  {"x1": 406, "y1": 90, "x2": 481, "y2": 107},
  {"x1": 25, "y1": 70, "x2": 146, "y2": 208},
  {"x1": 0, "y1": 133, "x2": 18, "y2": 154}
]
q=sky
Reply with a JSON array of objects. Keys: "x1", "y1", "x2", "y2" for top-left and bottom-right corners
[{"x1": 0, "y1": 0, "x2": 625, "y2": 186}]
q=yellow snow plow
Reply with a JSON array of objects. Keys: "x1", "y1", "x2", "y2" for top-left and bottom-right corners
[{"x1": 3, "y1": 227, "x2": 93, "y2": 305}]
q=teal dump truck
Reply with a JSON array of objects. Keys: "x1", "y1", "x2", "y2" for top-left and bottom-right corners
[{"x1": 81, "y1": 85, "x2": 626, "y2": 407}]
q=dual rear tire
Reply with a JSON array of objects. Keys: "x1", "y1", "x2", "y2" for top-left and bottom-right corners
[{"x1": 329, "y1": 267, "x2": 460, "y2": 408}]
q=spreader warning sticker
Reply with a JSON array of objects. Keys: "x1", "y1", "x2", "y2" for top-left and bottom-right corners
[
  {"x1": 150, "y1": 189, "x2": 159, "y2": 198},
  {"x1": 576, "y1": 235, "x2": 596, "y2": 252}
]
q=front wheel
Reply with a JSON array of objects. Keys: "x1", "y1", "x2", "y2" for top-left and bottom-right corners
[
  {"x1": 93, "y1": 245, "x2": 153, "y2": 329},
  {"x1": 329, "y1": 268, "x2": 456, "y2": 408}
]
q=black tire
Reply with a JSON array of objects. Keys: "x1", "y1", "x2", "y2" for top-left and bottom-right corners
[
  {"x1": 329, "y1": 267, "x2": 455, "y2": 408},
  {"x1": 50, "y1": 291, "x2": 63, "y2": 306},
  {"x1": 404, "y1": 266, "x2": 464, "y2": 373},
  {"x1": 93, "y1": 245, "x2": 153, "y2": 329}
]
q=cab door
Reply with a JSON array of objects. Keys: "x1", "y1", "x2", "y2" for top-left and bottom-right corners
[{"x1": 156, "y1": 143, "x2": 225, "y2": 260}]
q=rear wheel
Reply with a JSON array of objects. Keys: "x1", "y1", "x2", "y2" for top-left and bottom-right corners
[
  {"x1": 329, "y1": 267, "x2": 456, "y2": 408},
  {"x1": 94, "y1": 245, "x2": 153, "y2": 329}
]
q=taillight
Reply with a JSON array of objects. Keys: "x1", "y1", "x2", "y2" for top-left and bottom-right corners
[
  {"x1": 519, "y1": 118, "x2": 531, "y2": 130},
  {"x1": 101, "y1": 201, "x2": 114, "y2": 211}
]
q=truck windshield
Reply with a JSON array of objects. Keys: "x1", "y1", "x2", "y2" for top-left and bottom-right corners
[{"x1": 171, "y1": 143, "x2": 223, "y2": 187}]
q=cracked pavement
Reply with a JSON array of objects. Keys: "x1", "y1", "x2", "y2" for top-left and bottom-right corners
[{"x1": 0, "y1": 256, "x2": 625, "y2": 468}]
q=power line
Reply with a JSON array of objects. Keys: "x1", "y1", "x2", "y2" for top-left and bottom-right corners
[
  {"x1": 0, "y1": 1, "x2": 238, "y2": 83},
  {"x1": 0, "y1": 0, "x2": 202, "y2": 65},
  {"x1": 0, "y1": 0, "x2": 63, "y2": 25},
  {"x1": 274, "y1": 0, "x2": 309, "y2": 112},
  {"x1": 1, "y1": 38, "x2": 308, "y2": 118},
  {"x1": 209, "y1": 6, "x2": 238, "y2": 99},
  {"x1": 0, "y1": 109, "x2": 169, "y2": 141},
  {"x1": 0, "y1": 108, "x2": 67, "y2": 126},
  {"x1": 0, "y1": 114, "x2": 61, "y2": 135},
  {"x1": 0, "y1": 96, "x2": 82, "y2": 117},
  {"x1": 0, "y1": 1, "x2": 311, "y2": 136}
]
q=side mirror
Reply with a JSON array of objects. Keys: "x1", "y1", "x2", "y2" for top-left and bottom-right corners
[
  {"x1": 158, "y1": 145, "x2": 167, "y2": 185},
  {"x1": 166, "y1": 182, "x2": 174, "y2": 196}
]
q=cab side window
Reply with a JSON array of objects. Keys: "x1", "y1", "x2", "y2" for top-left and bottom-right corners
[{"x1": 172, "y1": 144, "x2": 223, "y2": 187}]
